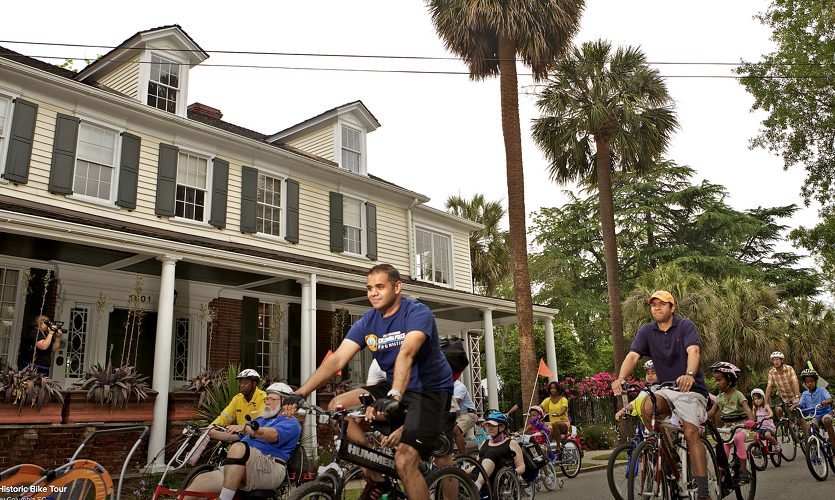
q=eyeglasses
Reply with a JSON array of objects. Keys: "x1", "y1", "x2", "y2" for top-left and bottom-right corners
[{"x1": 265, "y1": 397, "x2": 282, "y2": 403}]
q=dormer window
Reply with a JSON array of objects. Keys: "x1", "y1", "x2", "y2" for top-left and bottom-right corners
[
  {"x1": 341, "y1": 126, "x2": 361, "y2": 173},
  {"x1": 148, "y1": 55, "x2": 180, "y2": 114}
]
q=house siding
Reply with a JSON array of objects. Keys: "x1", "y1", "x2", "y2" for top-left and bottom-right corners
[
  {"x1": 285, "y1": 126, "x2": 333, "y2": 161},
  {"x1": 452, "y1": 233, "x2": 472, "y2": 292},
  {"x1": 97, "y1": 53, "x2": 141, "y2": 99}
]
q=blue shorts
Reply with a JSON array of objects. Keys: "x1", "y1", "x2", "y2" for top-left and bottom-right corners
[{"x1": 757, "y1": 428, "x2": 774, "y2": 439}]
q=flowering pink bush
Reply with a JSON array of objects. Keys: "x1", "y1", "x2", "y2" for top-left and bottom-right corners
[{"x1": 555, "y1": 372, "x2": 643, "y2": 400}]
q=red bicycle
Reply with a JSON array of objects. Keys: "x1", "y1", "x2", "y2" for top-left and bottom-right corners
[{"x1": 747, "y1": 417, "x2": 781, "y2": 471}]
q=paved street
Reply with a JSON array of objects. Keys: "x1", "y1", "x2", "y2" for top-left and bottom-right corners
[{"x1": 537, "y1": 449, "x2": 829, "y2": 500}]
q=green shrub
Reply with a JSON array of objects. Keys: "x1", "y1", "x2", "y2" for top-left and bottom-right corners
[{"x1": 579, "y1": 423, "x2": 619, "y2": 450}]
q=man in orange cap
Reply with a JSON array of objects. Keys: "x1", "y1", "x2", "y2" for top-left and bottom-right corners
[{"x1": 612, "y1": 290, "x2": 711, "y2": 500}]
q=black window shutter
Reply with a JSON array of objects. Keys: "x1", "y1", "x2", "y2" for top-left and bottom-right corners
[
  {"x1": 48, "y1": 113, "x2": 81, "y2": 194},
  {"x1": 116, "y1": 132, "x2": 141, "y2": 209},
  {"x1": 286, "y1": 178, "x2": 300, "y2": 243},
  {"x1": 329, "y1": 191, "x2": 344, "y2": 252},
  {"x1": 241, "y1": 296, "x2": 259, "y2": 369},
  {"x1": 240, "y1": 166, "x2": 258, "y2": 233},
  {"x1": 3, "y1": 99, "x2": 39, "y2": 184},
  {"x1": 209, "y1": 158, "x2": 229, "y2": 228},
  {"x1": 366, "y1": 202, "x2": 377, "y2": 261},
  {"x1": 155, "y1": 143, "x2": 179, "y2": 216}
]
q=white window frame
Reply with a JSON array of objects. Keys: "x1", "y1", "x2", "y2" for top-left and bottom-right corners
[
  {"x1": 172, "y1": 150, "x2": 212, "y2": 226},
  {"x1": 0, "y1": 94, "x2": 15, "y2": 181},
  {"x1": 0, "y1": 265, "x2": 24, "y2": 368},
  {"x1": 341, "y1": 195, "x2": 366, "y2": 257},
  {"x1": 414, "y1": 226, "x2": 453, "y2": 286},
  {"x1": 70, "y1": 121, "x2": 121, "y2": 205},
  {"x1": 256, "y1": 172, "x2": 287, "y2": 240},
  {"x1": 257, "y1": 300, "x2": 286, "y2": 381},
  {"x1": 138, "y1": 50, "x2": 190, "y2": 117},
  {"x1": 340, "y1": 125, "x2": 363, "y2": 174}
]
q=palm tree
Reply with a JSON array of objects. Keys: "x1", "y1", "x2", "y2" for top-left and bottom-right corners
[
  {"x1": 532, "y1": 39, "x2": 679, "y2": 374},
  {"x1": 426, "y1": 0, "x2": 585, "y2": 404},
  {"x1": 782, "y1": 296, "x2": 835, "y2": 376},
  {"x1": 446, "y1": 193, "x2": 511, "y2": 296}
]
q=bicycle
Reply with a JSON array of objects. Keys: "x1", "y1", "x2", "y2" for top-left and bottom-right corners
[
  {"x1": 286, "y1": 398, "x2": 479, "y2": 500},
  {"x1": 536, "y1": 412, "x2": 582, "y2": 479},
  {"x1": 770, "y1": 403, "x2": 798, "y2": 461},
  {"x1": 624, "y1": 381, "x2": 721, "y2": 500},
  {"x1": 797, "y1": 404, "x2": 835, "y2": 481},
  {"x1": 703, "y1": 419, "x2": 758, "y2": 500},
  {"x1": 607, "y1": 413, "x2": 646, "y2": 500},
  {"x1": 746, "y1": 416, "x2": 781, "y2": 471}
]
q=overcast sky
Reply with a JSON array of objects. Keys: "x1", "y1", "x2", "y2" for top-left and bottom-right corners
[{"x1": 2, "y1": 1, "x2": 820, "y2": 263}]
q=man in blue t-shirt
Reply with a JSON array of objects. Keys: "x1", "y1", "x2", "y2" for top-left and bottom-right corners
[
  {"x1": 612, "y1": 290, "x2": 711, "y2": 500},
  {"x1": 283, "y1": 264, "x2": 452, "y2": 500},
  {"x1": 183, "y1": 383, "x2": 301, "y2": 500}
]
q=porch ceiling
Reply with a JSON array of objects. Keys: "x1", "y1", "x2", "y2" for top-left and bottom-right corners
[{"x1": 0, "y1": 234, "x2": 135, "y2": 266}]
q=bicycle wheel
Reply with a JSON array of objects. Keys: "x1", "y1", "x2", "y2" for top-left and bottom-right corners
[
  {"x1": 627, "y1": 441, "x2": 662, "y2": 500},
  {"x1": 733, "y1": 464, "x2": 755, "y2": 500},
  {"x1": 492, "y1": 467, "x2": 520, "y2": 500},
  {"x1": 776, "y1": 423, "x2": 796, "y2": 461},
  {"x1": 539, "y1": 462, "x2": 558, "y2": 491},
  {"x1": 452, "y1": 455, "x2": 488, "y2": 488},
  {"x1": 559, "y1": 440, "x2": 582, "y2": 478},
  {"x1": 288, "y1": 480, "x2": 336, "y2": 500},
  {"x1": 179, "y1": 464, "x2": 216, "y2": 490},
  {"x1": 770, "y1": 443, "x2": 782, "y2": 468},
  {"x1": 746, "y1": 442, "x2": 766, "y2": 472},
  {"x1": 340, "y1": 467, "x2": 365, "y2": 500},
  {"x1": 685, "y1": 437, "x2": 721, "y2": 500},
  {"x1": 805, "y1": 435, "x2": 829, "y2": 481},
  {"x1": 607, "y1": 443, "x2": 635, "y2": 500},
  {"x1": 426, "y1": 466, "x2": 480, "y2": 500}
]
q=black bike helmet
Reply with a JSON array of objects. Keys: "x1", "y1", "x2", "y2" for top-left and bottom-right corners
[
  {"x1": 800, "y1": 368, "x2": 819, "y2": 381},
  {"x1": 710, "y1": 362, "x2": 741, "y2": 386}
]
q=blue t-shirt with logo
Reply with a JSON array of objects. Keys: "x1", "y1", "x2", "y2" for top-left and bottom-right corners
[
  {"x1": 798, "y1": 386, "x2": 833, "y2": 419},
  {"x1": 345, "y1": 297, "x2": 453, "y2": 393},
  {"x1": 240, "y1": 414, "x2": 301, "y2": 461}
]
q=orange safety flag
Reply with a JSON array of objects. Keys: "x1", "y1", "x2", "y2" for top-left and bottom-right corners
[
  {"x1": 322, "y1": 349, "x2": 341, "y2": 376},
  {"x1": 537, "y1": 358, "x2": 554, "y2": 378}
]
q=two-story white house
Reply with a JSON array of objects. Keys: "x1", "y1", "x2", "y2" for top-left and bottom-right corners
[{"x1": 0, "y1": 25, "x2": 559, "y2": 463}]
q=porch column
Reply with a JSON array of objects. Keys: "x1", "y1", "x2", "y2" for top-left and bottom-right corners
[
  {"x1": 481, "y1": 308, "x2": 499, "y2": 410},
  {"x1": 543, "y1": 316, "x2": 558, "y2": 382},
  {"x1": 149, "y1": 255, "x2": 181, "y2": 467},
  {"x1": 298, "y1": 278, "x2": 317, "y2": 453},
  {"x1": 308, "y1": 273, "x2": 317, "y2": 406}
]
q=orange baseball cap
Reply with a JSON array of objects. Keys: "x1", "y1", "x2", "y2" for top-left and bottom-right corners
[{"x1": 648, "y1": 290, "x2": 675, "y2": 305}]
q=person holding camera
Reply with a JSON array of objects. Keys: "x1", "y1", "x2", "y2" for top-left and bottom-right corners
[{"x1": 17, "y1": 315, "x2": 62, "y2": 374}]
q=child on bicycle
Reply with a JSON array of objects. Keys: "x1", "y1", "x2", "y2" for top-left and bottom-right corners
[
  {"x1": 750, "y1": 388, "x2": 780, "y2": 453},
  {"x1": 615, "y1": 360, "x2": 657, "y2": 421},
  {"x1": 523, "y1": 405, "x2": 550, "y2": 435},
  {"x1": 707, "y1": 362, "x2": 756, "y2": 482},
  {"x1": 789, "y1": 368, "x2": 834, "y2": 440}
]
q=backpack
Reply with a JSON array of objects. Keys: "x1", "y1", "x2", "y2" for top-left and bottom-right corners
[
  {"x1": 439, "y1": 337, "x2": 469, "y2": 374},
  {"x1": 286, "y1": 442, "x2": 309, "y2": 484},
  {"x1": 520, "y1": 440, "x2": 548, "y2": 471}
]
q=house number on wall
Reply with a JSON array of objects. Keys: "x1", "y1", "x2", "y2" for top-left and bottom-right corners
[{"x1": 140, "y1": 295, "x2": 152, "y2": 303}]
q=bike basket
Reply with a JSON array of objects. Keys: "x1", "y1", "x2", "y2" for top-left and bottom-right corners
[{"x1": 520, "y1": 441, "x2": 548, "y2": 471}]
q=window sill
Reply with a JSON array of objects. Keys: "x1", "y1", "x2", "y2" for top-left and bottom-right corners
[
  {"x1": 66, "y1": 194, "x2": 121, "y2": 211},
  {"x1": 252, "y1": 233, "x2": 288, "y2": 245},
  {"x1": 415, "y1": 278, "x2": 453, "y2": 288},
  {"x1": 339, "y1": 252, "x2": 370, "y2": 261},
  {"x1": 171, "y1": 216, "x2": 212, "y2": 228}
]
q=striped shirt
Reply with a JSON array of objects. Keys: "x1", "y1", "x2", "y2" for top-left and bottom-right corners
[{"x1": 767, "y1": 365, "x2": 799, "y2": 403}]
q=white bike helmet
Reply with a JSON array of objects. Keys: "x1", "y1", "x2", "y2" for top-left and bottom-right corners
[
  {"x1": 770, "y1": 351, "x2": 784, "y2": 359},
  {"x1": 751, "y1": 388, "x2": 765, "y2": 399},
  {"x1": 266, "y1": 382, "x2": 292, "y2": 395},
  {"x1": 236, "y1": 369, "x2": 261, "y2": 380},
  {"x1": 644, "y1": 360, "x2": 655, "y2": 370}
]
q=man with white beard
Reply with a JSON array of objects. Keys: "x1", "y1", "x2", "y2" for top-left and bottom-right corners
[{"x1": 183, "y1": 383, "x2": 302, "y2": 500}]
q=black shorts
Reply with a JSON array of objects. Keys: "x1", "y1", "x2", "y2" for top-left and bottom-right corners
[{"x1": 361, "y1": 382, "x2": 452, "y2": 460}]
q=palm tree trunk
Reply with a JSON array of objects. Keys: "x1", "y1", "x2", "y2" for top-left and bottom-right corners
[
  {"x1": 594, "y1": 136, "x2": 625, "y2": 373},
  {"x1": 498, "y1": 34, "x2": 537, "y2": 413}
]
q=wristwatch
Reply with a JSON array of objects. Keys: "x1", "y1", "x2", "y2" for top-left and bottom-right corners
[
  {"x1": 686, "y1": 371, "x2": 695, "y2": 377},
  {"x1": 387, "y1": 389, "x2": 402, "y2": 400}
]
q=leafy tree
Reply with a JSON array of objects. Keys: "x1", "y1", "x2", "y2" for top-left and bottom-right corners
[
  {"x1": 446, "y1": 193, "x2": 511, "y2": 296},
  {"x1": 427, "y1": 0, "x2": 585, "y2": 406},
  {"x1": 781, "y1": 295, "x2": 835, "y2": 376},
  {"x1": 532, "y1": 40, "x2": 678, "y2": 375}
]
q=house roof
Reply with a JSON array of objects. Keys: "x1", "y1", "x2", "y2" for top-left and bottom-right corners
[{"x1": 267, "y1": 100, "x2": 381, "y2": 143}]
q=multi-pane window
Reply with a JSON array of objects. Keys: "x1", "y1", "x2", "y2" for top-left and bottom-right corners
[
  {"x1": 0, "y1": 268, "x2": 19, "y2": 365},
  {"x1": 257, "y1": 302, "x2": 282, "y2": 380},
  {"x1": 173, "y1": 318, "x2": 189, "y2": 382},
  {"x1": 415, "y1": 228, "x2": 451, "y2": 284},
  {"x1": 175, "y1": 153, "x2": 208, "y2": 221},
  {"x1": 148, "y1": 55, "x2": 179, "y2": 113},
  {"x1": 343, "y1": 198, "x2": 363, "y2": 254},
  {"x1": 341, "y1": 126, "x2": 361, "y2": 173},
  {"x1": 257, "y1": 174, "x2": 282, "y2": 236},
  {"x1": 66, "y1": 307, "x2": 88, "y2": 378},
  {"x1": 0, "y1": 97, "x2": 9, "y2": 168},
  {"x1": 74, "y1": 123, "x2": 117, "y2": 200}
]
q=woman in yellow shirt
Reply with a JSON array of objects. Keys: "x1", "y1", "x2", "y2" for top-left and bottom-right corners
[{"x1": 541, "y1": 381, "x2": 570, "y2": 453}]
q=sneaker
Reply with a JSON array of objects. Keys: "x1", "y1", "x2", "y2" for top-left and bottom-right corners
[
  {"x1": 737, "y1": 470, "x2": 751, "y2": 483},
  {"x1": 358, "y1": 479, "x2": 390, "y2": 500},
  {"x1": 774, "y1": 444, "x2": 782, "y2": 453}
]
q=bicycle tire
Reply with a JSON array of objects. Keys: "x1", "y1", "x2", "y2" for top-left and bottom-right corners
[
  {"x1": 776, "y1": 422, "x2": 796, "y2": 461},
  {"x1": 180, "y1": 464, "x2": 216, "y2": 491},
  {"x1": 805, "y1": 435, "x2": 829, "y2": 481},
  {"x1": 733, "y1": 463, "x2": 755, "y2": 500},
  {"x1": 425, "y1": 466, "x2": 480, "y2": 500},
  {"x1": 698, "y1": 436, "x2": 722, "y2": 500},
  {"x1": 559, "y1": 440, "x2": 582, "y2": 478},
  {"x1": 288, "y1": 480, "x2": 336, "y2": 500},
  {"x1": 452, "y1": 455, "x2": 488, "y2": 492},
  {"x1": 491, "y1": 467, "x2": 520, "y2": 500},
  {"x1": 770, "y1": 443, "x2": 782, "y2": 468},
  {"x1": 746, "y1": 442, "x2": 766, "y2": 472},
  {"x1": 340, "y1": 467, "x2": 365, "y2": 500},
  {"x1": 627, "y1": 440, "x2": 663, "y2": 500},
  {"x1": 540, "y1": 462, "x2": 559, "y2": 491},
  {"x1": 607, "y1": 442, "x2": 635, "y2": 500}
]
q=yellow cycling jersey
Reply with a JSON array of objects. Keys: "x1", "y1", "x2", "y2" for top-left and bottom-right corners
[
  {"x1": 212, "y1": 388, "x2": 266, "y2": 426},
  {"x1": 542, "y1": 396, "x2": 569, "y2": 422}
]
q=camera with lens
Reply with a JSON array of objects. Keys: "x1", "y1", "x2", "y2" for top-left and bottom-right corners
[{"x1": 42, "y1": 319, "x2": 66, "y2": 334}]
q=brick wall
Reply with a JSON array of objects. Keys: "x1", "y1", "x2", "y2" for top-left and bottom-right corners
[
  {"x1": 316, "y1": 310, "x2": 336, "y2": 366},
  {"x1": 207, "y1": 298, "x2": 242, "y2": 370}
]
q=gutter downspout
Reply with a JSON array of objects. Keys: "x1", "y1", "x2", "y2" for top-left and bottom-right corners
[{"x1": 407, "y1": 198, "x2": 419, "y2": 278}]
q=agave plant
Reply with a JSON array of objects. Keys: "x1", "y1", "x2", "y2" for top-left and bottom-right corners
[
  {"x1": 196, "y1": 363, "x2": 241, "y2": 423},
  {"x1": 187, "y1": 366, "x2": 226, "y2": 406},
  {"x1": 73, "y1": 363, "x2": 151, "y2": 411},
  {"x1": 321, "y1": 374, "x2": 354, "y2": 396},
  {"x1": 0, "y1": 364, "x2": 65, "y2": 414}
]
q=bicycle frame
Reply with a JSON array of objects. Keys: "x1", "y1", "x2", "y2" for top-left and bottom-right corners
[{"x1": 800, "y1": 405, "x2": 833, "y2": 457}]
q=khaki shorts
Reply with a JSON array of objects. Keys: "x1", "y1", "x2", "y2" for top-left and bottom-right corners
[
  {"x1": 456, "y1": 412, "x2": 477, "y2": 434},
  {"x1": 656, "y1": 388, "x2": 707, "y2": 428},
  {"x1": 217, "y1": 447, "x2": 287, "y2": 491},
  {"x1": 813, "y1": 413, "x2": 833, "y2": 429}
]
